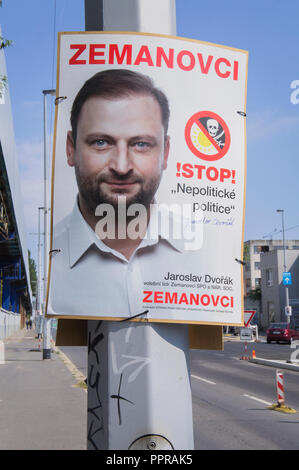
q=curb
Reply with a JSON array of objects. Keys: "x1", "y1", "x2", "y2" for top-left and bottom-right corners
[
  {"x1": 53, "y1": 345, "x2": 87, "y2": 391},
  {"x1": 250, "y1": 357, "x2": 299, "y2": 372}
]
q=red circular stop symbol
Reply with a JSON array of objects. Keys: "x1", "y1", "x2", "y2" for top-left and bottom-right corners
[{"x1": 185, "y1": 111, "x2": 231, "y2": 162}]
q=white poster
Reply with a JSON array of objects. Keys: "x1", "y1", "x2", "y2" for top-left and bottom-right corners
[{"x1": 46, "y1": 32, "x2": 248, "y2": 326}]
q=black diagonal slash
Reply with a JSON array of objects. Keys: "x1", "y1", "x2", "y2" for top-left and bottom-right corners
[
  {"x1": 88, "y1": 404, "x2": 103, "y2": 422},
  {"x1": 88, "y1": 419, "x2": 103, "y2": 451},
  {"x1": 88, "y1": 321, "x2": 104, "y2": 365},
  {"x1": 110, "y1": 373, "x2": 134, "y2": 425},
  {"x1": 88, "y1": 365, "x2": 102, "y2": 406}
]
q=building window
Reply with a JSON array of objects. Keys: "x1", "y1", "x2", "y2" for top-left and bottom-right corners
[
  {"x1": 254, "y1": 245, "x2": 269, "y2": 254},
  {"x1": 255, "y1": 278, "x2": 261, "y2": 287},
  {"x1": 266, "y1": 269, "x2": 273, "y2": 287},
  {"x1": 254, "y1": 262, "x2": 260, "y2": 270}
]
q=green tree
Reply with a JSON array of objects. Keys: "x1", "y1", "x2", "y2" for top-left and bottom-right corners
[
  {"x1": 243, "y1": 243, "x2": 250, "y2": 262},
  {"x1": 28, "y1": 250, "x2": 37, "y2": 297},
  {"x1": 247, "y1": 287, "x2": 261, "y2": 301},
  {"x1": 0, "y1": 1, "x2": 12, "y2": 98}
]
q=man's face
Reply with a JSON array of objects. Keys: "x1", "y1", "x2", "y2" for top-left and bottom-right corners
[{"x1": 66, "y1": 94, "x2": 170, "y2": 213}]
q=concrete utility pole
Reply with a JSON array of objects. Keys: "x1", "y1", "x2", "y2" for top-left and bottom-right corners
[
  {"x1": 42, "y1": 89, "x2": 56, "y2": 359},
  {"x1": 36, "y1": 206, "x2": 44, "y2": 338},
  {"x1": 85, "y1": 0, "x2": 194, "y2": 450}
]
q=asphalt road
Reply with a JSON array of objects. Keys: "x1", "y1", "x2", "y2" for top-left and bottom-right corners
[
  {"x1": 59, "y1": 338, "x2": 299, "y2": 450},
  {"x1": 191, "y1": 341, "x2": 299, "y2": 450}
]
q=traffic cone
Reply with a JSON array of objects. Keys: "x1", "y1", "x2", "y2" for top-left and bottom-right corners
[{"x1": 252, "y1": 350, "x2": 256, "y2": 359}]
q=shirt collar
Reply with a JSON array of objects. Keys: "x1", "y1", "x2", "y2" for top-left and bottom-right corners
[
  {"x1": 68, "y1": 200, "x2": 96, "y2": 268},
  {"x1": 139, "y1": 203, "x2": 185, "y2": 253},
  {"x1": 67, "y1": 199, "x2": 186, "y2": 268}
]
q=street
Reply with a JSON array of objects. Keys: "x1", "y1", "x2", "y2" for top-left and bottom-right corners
[
  {"x1": 60, "y1": 338, "x2": 299, "y2": 450},
  {"x1": 191, "y1": 341, "x2": 299, "y2": 450}
]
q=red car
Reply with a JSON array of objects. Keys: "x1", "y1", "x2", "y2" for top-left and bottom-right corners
[{"x1": 266, "y1": 322, "x2": 299, "y2": 344}]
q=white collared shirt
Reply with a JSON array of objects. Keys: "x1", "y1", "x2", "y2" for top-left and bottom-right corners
[{"x1": 47, "y1": 199, "x2": 203, "y2": 321}]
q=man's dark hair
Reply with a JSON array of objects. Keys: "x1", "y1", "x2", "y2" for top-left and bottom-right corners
[{"x1": 70, "y1": 69, "x2": 170, "y2": 145}]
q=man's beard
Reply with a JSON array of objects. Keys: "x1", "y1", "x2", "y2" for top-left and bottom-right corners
[{"x1": 75, "y1": 169, "x2": 162, "y2": 215}]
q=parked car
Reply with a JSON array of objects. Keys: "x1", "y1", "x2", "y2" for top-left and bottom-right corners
[{"x1": 266, "y1": 322, "x2": 299, "y2": 344}]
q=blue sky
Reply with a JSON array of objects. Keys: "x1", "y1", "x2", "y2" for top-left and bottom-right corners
[{"x1": 1, "y1": 0, "x2": 299, "y2": 263}]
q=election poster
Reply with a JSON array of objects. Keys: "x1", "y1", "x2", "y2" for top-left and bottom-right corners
[{"x1": 46, "y1": 32, "x2": 248, "y2": 326}]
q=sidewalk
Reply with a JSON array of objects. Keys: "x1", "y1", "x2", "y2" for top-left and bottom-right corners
[{"x1": 0, "y1": 328, "x2": 87, "y2": 450}]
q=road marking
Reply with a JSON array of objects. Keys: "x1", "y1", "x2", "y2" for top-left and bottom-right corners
[
  {"x1": 243, "y1": 394, "x2": 272, "y2": 406},
  {"x1": 191, "y1": 374, "x2": 216, "y2": 385}
]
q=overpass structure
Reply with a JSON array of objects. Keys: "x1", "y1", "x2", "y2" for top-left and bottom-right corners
[{"x1": 0, "y1": 29, "x2": 32, "y2": 334}]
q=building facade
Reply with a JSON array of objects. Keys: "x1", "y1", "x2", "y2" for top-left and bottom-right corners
[
  {"x1": 0, "y1": 27, "x2": 32, "y2": 331},
  {"x1": 244, "y1": 239, "x2": 299, "y2": 295},
  {"x1": 260, "y1": 249, "x2": 299, "y2": 330}
]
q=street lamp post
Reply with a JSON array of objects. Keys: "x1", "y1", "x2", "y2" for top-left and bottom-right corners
[
  {"x1": 42, "y1": 89, "x2": 56, "y2": 359},
  {"x1": 277, "y1": 209, "x2": 290, "y2": 323},
  {"x1": 36, "y1": 206, "x2": 44, "y2": 338}
]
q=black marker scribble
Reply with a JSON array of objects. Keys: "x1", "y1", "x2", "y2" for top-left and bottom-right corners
[
  {"x1": 88, "y1": 365, "x2": 102, "y2": 406},
  {"x1": 88, "y1": 420, "x2": 103, "y2": 451},
  {"x1": 88, "y1": 326, "x2": 104, "y2": 365},
  {"x1": 110, "y1": 373, "x2": 134, "y2": 425},
  {"x1": 87, "y1": 321, "x2": 105, "y2": 449},
  {"x1": 95, "y1": 320, "x2": 103, "y2": 334},
  {"x1": 88, "y1": 404, "x2": 103, "y2": 422}
]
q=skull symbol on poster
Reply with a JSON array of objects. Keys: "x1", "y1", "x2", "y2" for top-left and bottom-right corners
[{"x1": 206, "y1": 118, "x2": 225, "y2": 148}]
